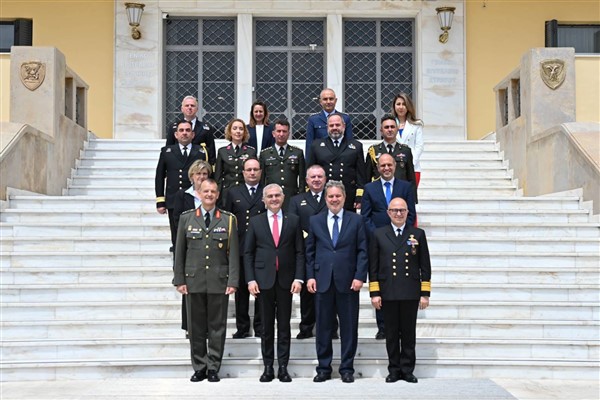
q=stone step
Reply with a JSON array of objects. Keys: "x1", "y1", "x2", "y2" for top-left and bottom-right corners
[
  {"x1": 81, "y1": 147, "x2": 504, "y2": 160},
  {"x1": 2, "y1": 209, "x2": 597, "y2": 225},
  {"x1": 2, "y1": 356, "x2": 597, "y2": 382},
  {"x1": 1, "y1": 313, "x2": 598, "y2": 340},
  {"x1": 2, "y1": 300, "x2": 597, "y2": 337},
  {"x1": 2, "y1": 266, "x2": 598, "y2": 286},
  {"x1": 70, "y1": 175, "x2": 516, "y2": 187},
  {"x1": 86, "y1": 138, "x2": 498, "y2": 151},
  {"x1": 3, "y1": 250, "x2": 598, "y2": 269},
  {"x1": 2, "y1": 221, "x2": 597, "y2": 240},
  {"x1": 2, "y1": 337, "x2": 596, "y2": 365},
  {"x1": 2, "y1": 235, "x2": 598, "y2": 253},
  {"x1": 65, "y1": 185, "x2": 519, "y2": 197},
  {"x1": 73, "y1": 165, "x2": 513, "y2": 179},
  {"x1": 7, "y1": 195, "x2": 582, "y2": 211},
  {"x1": 2, "y1": 282, "x2": 598, "y2": 303}
]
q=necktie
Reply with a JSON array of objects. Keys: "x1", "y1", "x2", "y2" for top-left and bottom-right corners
[
  {"x1": 314, "y1": 193, "x2": 319, "y2": 203},
  {"x1": 250, "y1": 187, "x2": 256, "y2": 197},
  {"x1": 204, "y1": 211, "x2": 211, "y2": 228},
  {"x1": 396, "y1": 228, "x2": 402, "y2": 237},
  {"x1": 182, "y1": 145, "x2": 188, "y2": 158},
  {"x1": 332, "y1": 215, "x2": 339, "y2": 247},
  {"x1": 384, "y1": 181, "x2": 392, "y2": 206},
  {"x1": 387, "y1": 144, "x2": 394, "y2": 154},
  {"x1": 333, "y1": 140, "x2": 339, "y2": 148},
  {"x1": 279, "y1": 147, "x2": 285, "y2": 157},
  {"x1": 273, "y1": 214, "x2": 280, "y2": 271},
  {"x1": 234, "y1": 145, "x2": 240, "y2": 155}
]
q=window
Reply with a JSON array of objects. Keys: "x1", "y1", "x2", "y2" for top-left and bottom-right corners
[
  {"x1": 0, "y1": 19, "x2": 33, "y2": 53},
  {"x1": 344, "y1": 19, "x2": 415, "y2": 140},
  {"x1": 254, "y1": 19, "x2": 326, "y2": 139},
  {"x1": 546, "y1": 20, "x2": 600, "y2": 54},
  {"x1": 164, "y1": 18, "x2": 236, "y2": 138}
]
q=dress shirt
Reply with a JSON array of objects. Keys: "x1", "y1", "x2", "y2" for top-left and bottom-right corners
[
  {"x1": 327, "y1": 209, "x2": 344, "y2": 239},
  {"x1": 391, "y1": 222, "x2": 406, "y2": 236},
  {"x1": 255, "y1": 125, "x2": 264, "y2": 152}
]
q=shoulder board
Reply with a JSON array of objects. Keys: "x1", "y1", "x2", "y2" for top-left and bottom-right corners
[
  {"x1": 260, "y1": 147, "x2": 273, "y2": 153},
  {"x1": 372, "y1": 177, "x2": 382, "y2": 182},
  {"x1": 290, "y1": 144, "x2": 302, "y2": 151},
  {"x1": 218, "y1": 209, "x2": 233, "y2": 216},
  {"x1": 310, "y1": 112, "x2": 321, "y2": 117},
  {"x1": 245, "y1": 144, "x2": 256, "y2": 150},
  {"x1": 181, "y1": 209, "x2": 195, "y2": 215},
  {"x1": 399, "y1": 143, "x2": 410, "y2": 148}
]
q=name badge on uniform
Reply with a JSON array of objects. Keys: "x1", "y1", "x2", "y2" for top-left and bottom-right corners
[{"x1": 213, "y1": 227, "x2": 226, "y2": 233}]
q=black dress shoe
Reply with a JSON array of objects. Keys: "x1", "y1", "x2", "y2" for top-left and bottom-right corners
[
  {"x1": 313, "y1": 372, "x2": 331, "y2": 382},
  {"x1": 190, "y1": 370, "x2": 206, "y2": 382},
  {"x1": 296, "y1": 331, "x2": 314, "y2": 339},
  {"x1": 331, "y1": 332, "x2": 340, "y2": 339},
  {"x1": 232, "y1": 331, "x2": 251, "y2": 339},
  {"x1": 385, "y1": 373, "x2": 401, "y2": 383},
  {"x1": 341, "y1": 373, "x2": 354, "y2": 383},
  {"x1": 277, "y1": 366, "x2": 292, "y2": 382},
  {"x1": 401, "y1": 373, "x2": 418, "y2": 383},
  {"x1": 207, "y1": 370, "x2": 220, "y2": 382},
  {"x1": 375, "y1": 330, "x2": 385, "y2": 340},
  {"x1": 260, "y1": 366, "x2": 275, "y2": 382}
]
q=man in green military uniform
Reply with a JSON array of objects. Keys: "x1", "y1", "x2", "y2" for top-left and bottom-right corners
[
  {"x1": 259, "y1": 119, "x2": 306, "y2": 210},
  {"x1": 365, "y1": 115, "x2": 416, "y2": 188},
  {"x1": 174, "y1": 179, "x2": 239, "y2": 383}
]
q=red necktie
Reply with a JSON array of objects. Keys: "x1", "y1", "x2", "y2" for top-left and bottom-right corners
[{"x1": 273, "y1": 214, "x2": 280, "y2": 270}]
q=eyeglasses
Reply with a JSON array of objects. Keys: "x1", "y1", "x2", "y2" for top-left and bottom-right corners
[{"x1": 387, "y1": 208, "x2": 408, "y2": 214}]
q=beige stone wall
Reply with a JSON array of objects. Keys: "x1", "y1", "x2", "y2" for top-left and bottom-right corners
[
  {"x1": 0, "y1": 56, "x2": 9, "y2": 122},
  {"x1": 575, "y1": 56, "x2": 600, "y2": 123}
]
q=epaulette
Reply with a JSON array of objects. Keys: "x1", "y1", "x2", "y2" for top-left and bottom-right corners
[
  {"x1": 399, "y1": 143, "x2": 410, "y2": 149},
  {"x1": 260, "y1": 147, "x2": 273, "y2": 153},
  {"x1": 309, "y1": 112, "x2": 321, "y2": 117},
  {"x1": 289, "y1": 144, "x2": 301, "y2": 151},
  {"x1": 218, "y1": 209, "x2": 234, "y2": 216},
  {"x1": 181, "y1": 209, "x2": 195, "y2": 215}
]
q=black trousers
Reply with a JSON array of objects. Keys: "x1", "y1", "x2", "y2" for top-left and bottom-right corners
[
  {"x1": 382, "y1": 299, "x2": 419, "y2": 376},
  {"x1": 235, "y1": 256, "x2": 262, "y2": 335},
  {"x1": 258, "y1": 281, "x2": 293, "y2": 367}
]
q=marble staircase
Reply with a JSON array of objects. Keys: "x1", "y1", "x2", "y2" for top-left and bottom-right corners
[{"x1": 1, "y1": 138, "x2": 599, "y2": 381}]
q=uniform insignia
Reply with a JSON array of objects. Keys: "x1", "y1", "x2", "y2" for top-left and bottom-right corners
[
  {"x1": 240, "y1": 154, "x2": 249, "y2": 160},
  {"x1": 289, "y1": 154, "x2": 297, "y2": 159},
  {"x1": 300, "y1": 200, "x2": 307, "y2": 205},
  {"x1": 203, "y1": 124, "x2": 210, "y2": 130},
  {"x1": 320, "y1": 142, "x2": 326, "y2": 146},
  {"x1": 218, "y1": 243, "x2": 224, "y2": 248},
  {"x1": 408, "y1": 234, "x2": 419, "y2": 255},
  {"x1": 348, "y1": 143, "x2": 356, "y2": 149},
  {"x1": 213, "y1": 227, "x2": 227, "y2": 233},
  {"x1": 188, "y1": 225, "x2": 192, "y2": 231},
  {"x1": 227, "y1": 145, "x2": 232, "y2": 150},
  {"x1": 166, "y1": 148, "x2": 172, "y2": 152}
]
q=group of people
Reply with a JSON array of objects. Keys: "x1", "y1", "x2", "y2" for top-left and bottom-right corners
[{"x1": 155, "y1": 90, "x2": 431, "y2": 384}]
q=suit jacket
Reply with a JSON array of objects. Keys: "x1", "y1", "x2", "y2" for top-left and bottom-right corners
[
  {"x1": 247, "y1": 124, "x2": 275, "y2": 152},
  {"x1": 361, "y1": 179, "x2": 416, "y2": 235},
  {"x1": 173, "y1": 208, "x2": 239, "y2": 294},
  {"x1": 288, "y1": 191, "x2": 327, "y2": 237},
  {"x1": 223, "y1": 183, "x2": 266, "y2": 251},
  {"x1": 244, "y1": 212, "x2": 305, "y2": 290},
  {"x1": 166, "y1": 118, "x2": 216, "y2": 165},
  {"x1": 307, "y1": 137, "x2": 366, "y2": 210},
  {"x1": 305, "y1": 111, "x2": 352, "y2": 160},
  {"x1": 155, "y1": 144, "x2": 207, "y2": 209},
  {"x1": 369, "y1": 224, "x2": 431, "y2": 300},
  {"x1": 214, "y1": 143, "x2": 257, "y2": 206},
  {"x1": 397, "y1": 120, "x2": 424, "y2": 172},
  {"x1": 173, "y1": 189, "x2": 198, "y2": 237},
  {"x1": 259, "y1": 145, "x2": 306, "y2": 209},
  {"x1": 305, "y1": 210, "x2": 368, "y2": 293}
]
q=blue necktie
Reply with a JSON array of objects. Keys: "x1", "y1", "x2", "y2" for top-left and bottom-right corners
[
  {"x1": 332, "y1": 215, "x2": 339, "y2": 247},
  {"x1": 384, "y1": 181, "x2": 392, "y2": 206}
]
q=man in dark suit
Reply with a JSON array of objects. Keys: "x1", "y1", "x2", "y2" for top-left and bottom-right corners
[
  {"x1": 288, "y1": 164, "x2": 339, "y2": 340},
  {"x1": 244, "y1": 184, "x2": 305, "y2": 383},
  {"x1": 259, "y1": 119, "x2": 306, "y2": 210},
  {"x1": 165, "y1": 95, "x2": 216, "y2": 165},
  {"x1": 361, "y1": 153, "x2": 417, "y2": 339},
  {"x1": 155, "y1": 120, "x2": 208, "y2": 250},
  {"x1": 305, "y1": 88, "x2": 352, "y2": 160},
  {"x1": 369, "y1": 197, "x2": 431, "y2": 384},
  {"x1": 173, "y1": 179, "x2": 239, "y2": 383},
  {"x1": 307, "y1": 113, "x2": 366, "y2": 211},
  {"x1": 224, "y1": 157, "x2": 265, "y2": 339},
  {"x1": 306, "y1": 181, "x2": 368, "y2": 383}
]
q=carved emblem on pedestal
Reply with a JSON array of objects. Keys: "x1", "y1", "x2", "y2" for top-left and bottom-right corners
[
  {"x1": 540, "y1": 59, "x2": 566, "y2": 90},
  {"x1": 20, "y1": 61, "x2": 46, "y2": 91}
]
